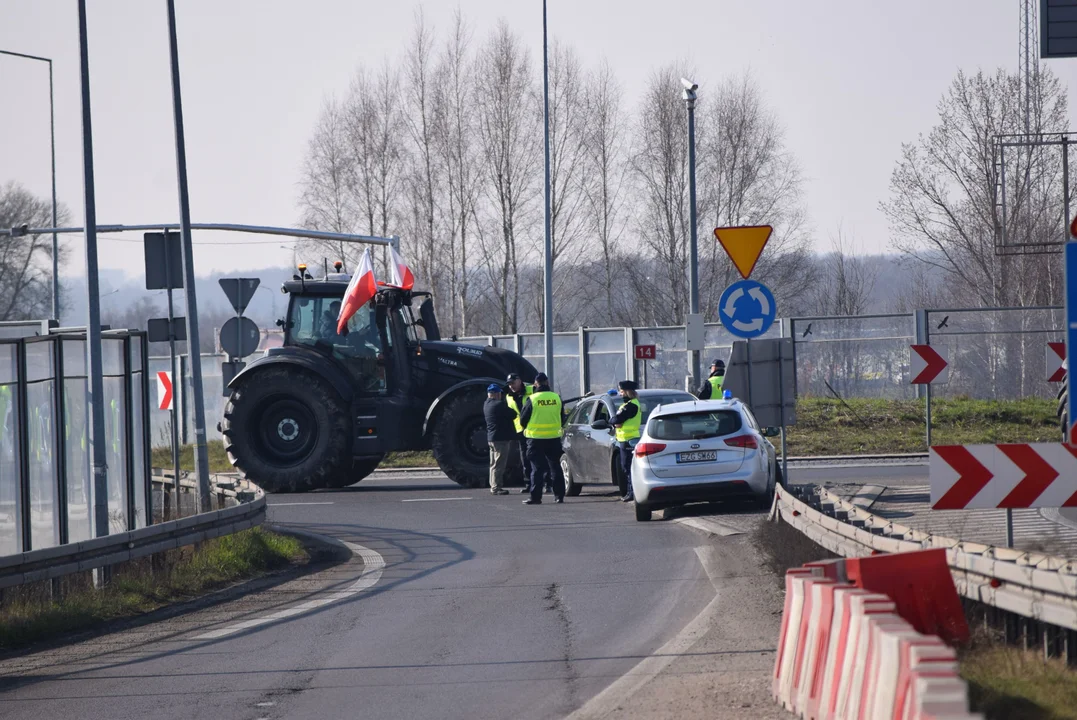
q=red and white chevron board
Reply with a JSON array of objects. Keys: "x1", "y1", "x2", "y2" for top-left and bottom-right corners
[
  {"x1": 1047, "y1": 342, "x2": 1066, "y2": 382},
  {"x1": 931, "y1": 443, "x2": 1077, "y2": 509},
  {"x1": 909, "y1": 345, "x2": 948, "y2": 384}
]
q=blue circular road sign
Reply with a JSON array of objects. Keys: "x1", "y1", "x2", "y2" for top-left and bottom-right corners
[{"x1": 718, "y1": 279, "x2": 777, "y2": 339}]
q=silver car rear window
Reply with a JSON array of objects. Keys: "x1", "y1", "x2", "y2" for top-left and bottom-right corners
[{"x1": 649, "y1": 410, "x2": 742, "y2": 441}]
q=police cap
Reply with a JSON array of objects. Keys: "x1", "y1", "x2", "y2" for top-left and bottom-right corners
[
  {"x1": 618, "y1": 380, "x2": 639, "y2": 391},
  {"x1": 711, "y1": 359, "x2": 725, "y2": 369},
  {"x1": 534, "y1": 372, "x2": 549, "y2": 383},
  {"x1": 506, "y1": 373, "x2": 521, "y2": 382}
]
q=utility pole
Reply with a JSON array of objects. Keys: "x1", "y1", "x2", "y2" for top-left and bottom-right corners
[
  {"x1": 542, "y1": 0, "x2": 554, "y2": 386},
  {"x1": 76, "y1": 0, "x2": 111, "y2": 548},
  {"x1": 165, "y1": 0, "x2": 212, "y2": 511}
]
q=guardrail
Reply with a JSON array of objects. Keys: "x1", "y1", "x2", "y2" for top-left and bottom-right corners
[
  {"x1": 0, "y1": 477, "x2": 264, "y2": 590},
  {"x1": 775, "y1": 484, "x2": 1077, "y2": 659}
]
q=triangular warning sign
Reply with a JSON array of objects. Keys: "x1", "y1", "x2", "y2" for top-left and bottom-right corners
[{"x1": 714, "y1": 225, "x2": 773, "y2": 279}]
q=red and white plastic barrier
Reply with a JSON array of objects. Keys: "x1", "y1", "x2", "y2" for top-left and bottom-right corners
[{"x1": 772, "y1": 550, "x2": 982, "y2": 720}]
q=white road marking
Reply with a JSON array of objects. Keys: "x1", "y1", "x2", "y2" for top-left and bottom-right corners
[
  {"x1": 566, "y1": 547, "x2": 723, "y2": 720},
  {"x1": 674, "y1": 516, "x2": 742, "y2": 537},
  {"x1": 400, "y1": 497, "x2": 474, "y2": 502},
  {"x1": 270, "y1": 502, "x2": 336, "y2": 506},
  {"x1": 191, "y1": 539, "x2": 384, "y2": 641}
]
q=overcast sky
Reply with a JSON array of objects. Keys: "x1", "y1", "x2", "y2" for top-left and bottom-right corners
[{"x1": 3, "y1": 0, "x2": 1077, "y2": 280}]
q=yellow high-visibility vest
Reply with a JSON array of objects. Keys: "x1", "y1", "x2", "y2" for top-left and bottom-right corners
[
  {"x1": 506, "y1": 386, "x2": 534, "y2": 434},
  {"x1": 523, "y1": 391, "x2": 563, "y2": 439},
  {"x1": 615, "y1": 399, "x2": 642, "y2": 442}
]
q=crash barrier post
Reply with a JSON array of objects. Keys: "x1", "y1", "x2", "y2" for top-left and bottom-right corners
[{"x1": 772, "y1": 552, "x2": 983, "y2": 720}]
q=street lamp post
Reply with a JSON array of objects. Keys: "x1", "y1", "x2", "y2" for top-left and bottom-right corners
[
  {"x1": 0, "y1": 49, "x2": 59, "y2": 322},
  {"x1": 542, "y1": 0, "x2": 554, "y2": 386},
  {"x1": 682, "y1": 78, "x2": 701, "y2": 387}
]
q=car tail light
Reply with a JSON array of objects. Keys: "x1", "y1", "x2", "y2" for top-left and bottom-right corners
[
  {"x1": 634, "y1": 442, "x2": 667, "y2": 457},
  {"x1": 724, "y1": 435, "x2": 758, "y2": 449}
]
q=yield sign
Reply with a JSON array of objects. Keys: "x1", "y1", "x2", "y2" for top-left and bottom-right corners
[
  {"x1": 157, "y1": 371, "x2": 173, "y2": 411},
  {"x1": 1047, "y1": 342, "x2": 1066, "y2": 382},
  {"x1": 910, "y1": 344, "x2": 948, "y2": 384},
  {"x1": 714, "y1": 225, "x2": 773, "y2": 279}
]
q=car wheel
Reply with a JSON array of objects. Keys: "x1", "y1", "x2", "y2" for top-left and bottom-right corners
[
  {"x1": 562, "y1": 456, "x2": 582, "y2": 497},
  {"x1": 634, "y1": 503, "x2": 652, "y2": 522}
]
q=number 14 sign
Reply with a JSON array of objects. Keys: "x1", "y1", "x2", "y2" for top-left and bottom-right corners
[{"x1": 634, "y1": 345, "x2": 656, "y2": 360}]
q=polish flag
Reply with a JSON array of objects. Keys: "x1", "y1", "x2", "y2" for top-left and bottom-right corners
[
  {"x1": 389, "y1": 244, "x2": 415, "y2": 291},
  {"x1": 337, "y1": 249, "x2": 378, "y2": 334}
]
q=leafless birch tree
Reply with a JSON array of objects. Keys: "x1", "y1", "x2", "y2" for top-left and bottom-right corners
[
  {"x1": 474, "y1": 22, "x2": 541, "y2": 333},
  {"x1": 0, "y1": 183, "x2": 67, "y2": 320}
]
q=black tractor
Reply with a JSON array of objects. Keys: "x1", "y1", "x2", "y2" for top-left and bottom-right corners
[{"x1": 220, "y1": 270, "x2": 537, "y2": 492}]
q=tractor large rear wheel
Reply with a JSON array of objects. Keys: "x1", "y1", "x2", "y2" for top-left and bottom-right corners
[
  {"x1": 429, "y1": 391, "x2": 488, "y2": 488},
  {"x1": 222, "y1": 366, "x2": 351, "y2": 493}
]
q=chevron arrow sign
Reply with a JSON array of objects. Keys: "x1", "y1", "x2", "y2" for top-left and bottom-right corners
[{"x1": 931, "y1": 443, "x2": 1077, "y2": 509}]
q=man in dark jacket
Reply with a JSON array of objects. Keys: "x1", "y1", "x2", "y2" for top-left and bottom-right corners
[
  {"x1": 484, "y1": 384, "x2": 516, "y2": 495},
  {"x1": 696, "y1": 358, "x2": 726, "y2": 399}
]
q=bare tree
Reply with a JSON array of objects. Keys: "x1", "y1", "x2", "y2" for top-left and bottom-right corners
[
  {"x1": 582, "y1": 61, "x2": 630, "y2": 325},
  {"x1": 401, "y1": 9, "x2": 444, "y2": 308},
  {"x1": 0, "y1": 182, "x2": 67, "y2": 321},
  {"x1": 297, "y1": 97, "x2": 361, "y2": 268},
  {"x1": 473, "y1": 21, "x2": 541, "y2": 333},
  {"x1": 811, "y1": 228, "x2": 877, "y2": 316},
  {"x1": 882, "y1": 67, "x2": 1069, "y2": 308},
  {"x1": 434, "y1": 10, "x2": 481, "y2": 336},
  {"x1": 700, "y1": 73, "x2": 814, "y2": 315},
  {"x1": 346, "y1": 63, "x2": 407, "y2": 275},
  {"x1": 630, "y1": 65, "x2": 693, "y2": 325}
]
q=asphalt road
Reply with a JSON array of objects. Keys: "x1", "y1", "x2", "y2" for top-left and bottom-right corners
[
  {"x1": 0, "y1": 474, "x2": 737, "y2": 720},
  {"x1": 787, "y1": 460, "x2": 929, "y2": 487}
]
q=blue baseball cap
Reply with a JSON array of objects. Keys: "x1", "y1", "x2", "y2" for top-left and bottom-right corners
[{"x1": 487, "y1": 383, "x2": 503, "y2": 393}]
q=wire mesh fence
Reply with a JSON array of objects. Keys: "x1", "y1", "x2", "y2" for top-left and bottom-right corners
[{"x1": 460, "y1": 306, "x2": 1063, "y2": 401}]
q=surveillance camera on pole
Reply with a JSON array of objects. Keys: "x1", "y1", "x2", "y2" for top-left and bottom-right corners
[{"x1": 681, "y1": 77, "x2": 698, "y2": 103}]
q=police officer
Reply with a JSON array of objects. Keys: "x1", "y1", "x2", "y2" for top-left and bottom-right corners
[
  {"x1": 612, "y1": 380, "x2": 642, "y2": 502},
  {"x1": 696, "y1": 358, "x2": 726, "y2": 400},
  {"x1": 505, "y1": 373, "x2": 534, "y2": 493},
  {"x1": 518, "y1": 373, "x2": 566, "y2": 505}
]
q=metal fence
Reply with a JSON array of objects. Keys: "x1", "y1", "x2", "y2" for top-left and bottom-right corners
[
  {"x1": 0, "y1": 329, "x2": 151, "y2": 557},
  {"x1": 461, "y1": 306, "x2": 1064, "y2": 401}
]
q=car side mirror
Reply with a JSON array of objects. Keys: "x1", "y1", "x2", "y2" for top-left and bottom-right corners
[
  {"x1": 762, "y1": 427, "x2": 781, "y2": 438},
  {"x1": 590, "y1": 419, "x2": 610, "y2": 431}
]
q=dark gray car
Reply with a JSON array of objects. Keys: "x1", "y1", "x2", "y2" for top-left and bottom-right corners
[{"x1": 560, "y1": 389, "x2": 696, "y2": 496}]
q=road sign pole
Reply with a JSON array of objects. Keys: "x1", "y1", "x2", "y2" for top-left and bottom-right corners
[
  {"x1": 1066, "y1": 242, "x2": 1077, "y2": 445},
  {"x1": 164, "y1": 233, "x2": 180, "y2": 514},
  {"x1": 165, "y1": 0, "x2": 212, "y2": 512}
]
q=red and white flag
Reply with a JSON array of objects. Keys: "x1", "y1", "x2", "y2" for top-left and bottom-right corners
[
  {"x1": 337, "y1": 249, "x2": 377, "y2": 334},
  {"x1": 389, "y1": 244, "x2": 415, "y2": 291}
]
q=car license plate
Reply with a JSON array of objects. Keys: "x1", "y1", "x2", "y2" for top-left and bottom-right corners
[{"x1": 676, "y1": 450, "x2": 717, "y2": 464}]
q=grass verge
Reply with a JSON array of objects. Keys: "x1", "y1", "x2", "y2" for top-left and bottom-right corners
[
  {"x1": 783, "y1": 396, "x2": 1060, "y2": 456},
  {"x1": 0, "y1": 527, "x2": 306, "y2": 651},
  {"x1": 151, "y1": 439, "x2": 232, "y2": 473},
  {"x1": 963, "y1": 637, "x2": 1077, "y2": 720}
]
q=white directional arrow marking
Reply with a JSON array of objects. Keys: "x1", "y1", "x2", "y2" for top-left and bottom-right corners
[
  {"x1": 732, "y1": 318, "x2": 764, "y2": 332},
  {"x1": 747, "y1": 286, "x2": 770, "y2": 315},
  {"x1": 722, "y1": 287, "x2": 744, "y2": 318}
]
